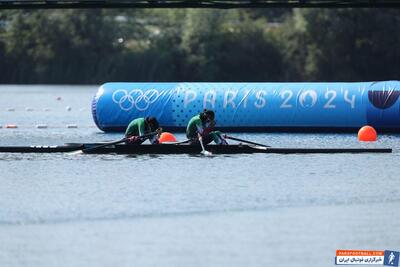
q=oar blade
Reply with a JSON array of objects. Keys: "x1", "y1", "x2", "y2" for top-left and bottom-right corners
[
  {"x1": 201, "y1": 150, "x2": 213, "y2": 156},
  {"x1": 67, "y1": 150, "x2": 84, "y2": 155},
  {"x1": 198, "y1": 136, "x2": 213, "y2": 156}
]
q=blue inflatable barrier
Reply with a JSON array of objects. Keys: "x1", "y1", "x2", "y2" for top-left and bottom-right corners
[{"x1": 92, "y1": 81, "x2": 400, "y2": 132}]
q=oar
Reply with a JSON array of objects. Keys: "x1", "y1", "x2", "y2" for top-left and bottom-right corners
[
  {"x1": 198, "y1": 135, "x2": 212, "y2": 156},
  {"x1": 81, "y1": 131, "x2": 157, "y2": 153},
  {"x1": 223, "y1": 134, "x2": 271, "y2": 148}
]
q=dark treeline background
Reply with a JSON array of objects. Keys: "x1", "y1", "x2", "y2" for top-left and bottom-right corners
[{"x1": 0, "y1": 8, "x2": 399, "y2": 84}]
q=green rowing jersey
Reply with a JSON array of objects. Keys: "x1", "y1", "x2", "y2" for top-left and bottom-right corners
[
  {"x1": 125, "y1": 118, "x2": 146, "y2": 136},
  {"x1": 186, "y1": 115, "x2": 204, "y2": 138}
]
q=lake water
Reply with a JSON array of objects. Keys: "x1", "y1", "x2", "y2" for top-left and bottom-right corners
[{"x1": 0, "y1": 85, "x2": 399, "y2": 267}]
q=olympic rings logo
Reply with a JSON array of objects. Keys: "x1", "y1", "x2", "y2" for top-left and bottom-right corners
[{"x1": 112, "y1": 89, "x2": 160, "y2": 111}]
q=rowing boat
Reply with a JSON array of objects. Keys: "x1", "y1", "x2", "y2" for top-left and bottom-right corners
[{"x1": 0, "y1": 143, "x2": 392, "y2": 154}]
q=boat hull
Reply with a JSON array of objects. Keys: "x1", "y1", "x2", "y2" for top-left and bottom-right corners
[
  {"x1": 0, "y1": 144, "x2": 392, "y2": 154},
  {"x1": 83, "y1": 144, "x2": 392, "y2": 154}
]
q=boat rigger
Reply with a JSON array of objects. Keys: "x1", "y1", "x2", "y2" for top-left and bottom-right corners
[{"x1": 0, "y1": 143, "x2": 392, "y2": 154}]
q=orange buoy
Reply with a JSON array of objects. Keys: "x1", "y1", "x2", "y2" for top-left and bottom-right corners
[
  {"x1": 358, "y1": 125, "x2": 377, "y2": 142},
  {"x1": 159, "y1": 132, "x2": 177, "y2": 143}
]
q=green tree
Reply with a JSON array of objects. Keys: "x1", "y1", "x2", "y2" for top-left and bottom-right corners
[
  {"x1": 181, "y1": 9, "x2": 283, "y2": 81},
  {"x1": 277, "y1": 8, "x2": 400, "y2": 81},
  {"x1": 1, "y1": 8, "x2": 399, "y2": 83}
]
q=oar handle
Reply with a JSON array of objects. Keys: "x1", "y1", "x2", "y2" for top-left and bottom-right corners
[
  {"x1": 82, "y1": 131, "x2": 158, "y2": 153},
  {"x1": 223, "y1": 135, "x2": 270, "y2": 148}
]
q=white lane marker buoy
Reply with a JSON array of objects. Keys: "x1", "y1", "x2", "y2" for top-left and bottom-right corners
[
  {"x1": 66, "y1": 106, "x2": 72, "y2": 111},
  {"x1": 66, "y1": 124, "x2": 78, "y2": 128},
  {"x1": 7, "y1": 108, "x2": 15, "y2": 111},
  {"x1": 43, "y1": 108, "x2": 51, "y2": 111},
  {"x1": 26, "y1": 107, "x2": 34, "y2": 111},
  {"x1": 5, "y1": 124, "x2": 18, "y2": 129}
]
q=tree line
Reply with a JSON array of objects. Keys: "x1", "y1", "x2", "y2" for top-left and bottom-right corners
[{"x1": 0, "y1": 8, "x2": 399, "y2": 84}]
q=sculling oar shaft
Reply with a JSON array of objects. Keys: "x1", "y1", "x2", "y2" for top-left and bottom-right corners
[
  {"x1": 223, "y1": 135, "x2": 271, "y2": 148},
  {"x1": 82, "y1": 131, "x2": 158, "y2": 153},
  {"x1": 198, "y1": 135, "x2": 212, "y2": 156}
]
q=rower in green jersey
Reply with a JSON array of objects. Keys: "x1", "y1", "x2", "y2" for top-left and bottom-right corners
[
  {"x1": 125, "y1": 117, "x2": 162, "y2": 144},
  {"x1": 186, "y1": 109, "x2": 228, "y2": 145}
]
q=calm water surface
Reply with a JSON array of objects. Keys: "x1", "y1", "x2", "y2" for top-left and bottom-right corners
[{"x1": 0, "y1": 85, "x2": 399, "y2": 267}]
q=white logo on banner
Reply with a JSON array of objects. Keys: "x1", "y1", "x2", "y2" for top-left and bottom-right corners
[
  {"x1": 112, "y1": 89, "x2": 160, "y2": 111},
  {"x1": 299, "y1": 90, "x2": 318, "y2": 108}
]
